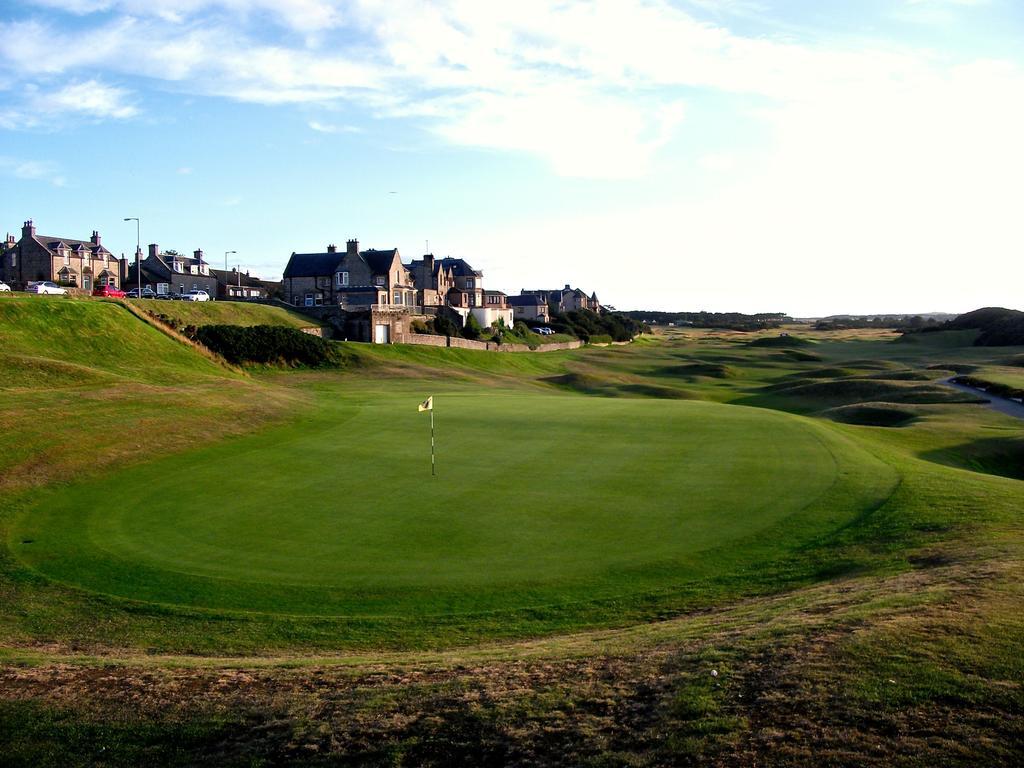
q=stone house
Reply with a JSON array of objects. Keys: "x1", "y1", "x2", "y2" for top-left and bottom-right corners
[
  {"x1": 521, "y1": 285, "x2": 601, "y2": 315},
  {"x1": 431, "y1": 257, "x2": 513, "y2": 329},
  {"x1": 211, "y1": 268, "x2": 280, "y2": 300},
  {"x1": 1, "y1": 220, "x2": 124, "y2": 291},
  {"x1": 282, "y1": 239, "x2": 415, "y2": 310},
  {"x1": 405, "y1": 253, "x2": 455, "y2": 309},
  {"x1": 126, "y1": 244, "x2": 219, "y2": 297},
  {"x1": 508, "y1": 294, "x2": 550, "y2": 323}
]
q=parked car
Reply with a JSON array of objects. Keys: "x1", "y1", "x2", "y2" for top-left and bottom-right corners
[
  {"x1": 0, "y1": 280, "x2": 10, "y2": 292},
  {"x1": 155, "y1": 292, "x2": 184, "y2": 300},
  {"x1": 92, "y1": 284, "x2": 126, "y2": 298},
  {"x1": 531, "y1": 327, "x2": 555, "y2": 335},
  {"x1": 25, "y1": 281, "x2": 67, "y2": 295},
  {"x1": 125, "y1": 287, "x2": 157, "y2": 299},
  {"x1": 183, "y1": 290, "x2": 211, "y2": 302}
]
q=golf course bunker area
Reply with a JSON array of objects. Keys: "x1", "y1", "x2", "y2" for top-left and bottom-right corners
[{"x1": 11, "y1": 392, "x2": 896, "y2": 628}]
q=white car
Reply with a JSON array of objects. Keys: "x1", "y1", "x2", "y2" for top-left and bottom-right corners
[
  {"x1": 0, "y1": 280, "x2": 10, "y2": 292},
  {"x1": 183, "y1": 290, "x2": 211, "y2": 302},
  {"x1": 25, "y1": 281, "x2": 67, "y2": 295}
]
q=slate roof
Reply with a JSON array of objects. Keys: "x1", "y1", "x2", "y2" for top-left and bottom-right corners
[
  {"x1": 210, "y1": 268, "x2": 273, "y2": 288},
  {"x1": 439, "y1": 257, "x2": 482, "y2": 277},
  {"x1": 508, "y1": 294, "x2": 546, "y2": 307},
  {"x1": 36, "y1": 235, "x2": 112, "y2": 257},
  {"x1": 361, "y1": 248, "x2": 399, "y2": 273},
  {"x1": 282, "y1": 252, "x2": 343, "y2": 278}
]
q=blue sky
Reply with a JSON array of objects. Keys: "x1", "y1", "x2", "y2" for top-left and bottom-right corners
[{"x1": 2, "y1": 0, "x2": 1022, "y2": 315}]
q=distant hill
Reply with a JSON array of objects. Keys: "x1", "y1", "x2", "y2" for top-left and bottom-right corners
[{"x1": 925, "y1": 307, "x2": 1024, "y2": 346}]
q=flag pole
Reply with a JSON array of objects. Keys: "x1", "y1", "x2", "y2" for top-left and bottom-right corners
[{"x1": 430, "y1": 407, "x2": 436, "y2": 477}]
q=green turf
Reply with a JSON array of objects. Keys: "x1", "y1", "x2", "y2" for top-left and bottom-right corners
[
  {"x1": 127, "y1": 297, "x2": 317, "y2": 329},
  {"x1": 0, "y1": 296, "x2": 234, "y2": 387},
  {"x1": 10, "y1": 387, "x2": 894, "y2": 625}
]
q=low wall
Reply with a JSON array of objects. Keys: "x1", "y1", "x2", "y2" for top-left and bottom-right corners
[{"x1": 394, "y1": 333, "x2": 584, "y2": 353}]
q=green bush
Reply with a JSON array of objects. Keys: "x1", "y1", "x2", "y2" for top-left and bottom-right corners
[
  {"x1": 462, "y1": 312, "x2": 483, "y2": 340},
  {"x1": 195, "y1": 324, "x2": 340, "y2": 367}
]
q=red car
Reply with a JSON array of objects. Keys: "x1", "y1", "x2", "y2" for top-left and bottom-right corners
[{"x1": 92, "y1": 284, "x2": 127, "y2": 298}]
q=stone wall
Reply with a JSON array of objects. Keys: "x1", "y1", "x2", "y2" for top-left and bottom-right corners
[{"x1": 394, "y1": 332, "x2": 584, "y2": 353}]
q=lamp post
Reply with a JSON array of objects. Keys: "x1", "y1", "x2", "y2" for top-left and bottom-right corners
[
  {"x1": 123, "y1": 217, "x2": 140, "y2": 298},
  {"x1": 224, "y1": 250, "x2": 236, "y2": 271}
]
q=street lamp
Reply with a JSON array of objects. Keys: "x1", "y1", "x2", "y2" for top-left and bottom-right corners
[
  {"x1": 224, "y1": 250, "x2": 236, "y2": 271},
  {"x1": 123, "y1": 217, "x2": 140, "y2": 298}
]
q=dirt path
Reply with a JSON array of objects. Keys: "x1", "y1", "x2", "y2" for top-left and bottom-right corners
[{"x1": 942, "y1": 377, "x2": 1024, "y2": 420}]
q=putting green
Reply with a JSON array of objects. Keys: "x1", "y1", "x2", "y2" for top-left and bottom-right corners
[{"x1": 12, "y1": 388, "x2": 896, "y2": 624}]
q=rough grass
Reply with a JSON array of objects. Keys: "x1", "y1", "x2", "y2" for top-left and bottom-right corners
[{"x1": 128, "y1": 298, "x2": 317, "y2": 330}]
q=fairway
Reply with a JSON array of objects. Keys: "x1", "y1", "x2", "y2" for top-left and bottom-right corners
[{"x1": 12, "y1": 386, "x2": 896, "y2": 631}]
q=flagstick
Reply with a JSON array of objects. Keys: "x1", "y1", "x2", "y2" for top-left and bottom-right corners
[{"x1": 430, "y1": 408, "x2": 436, "y2": 477}]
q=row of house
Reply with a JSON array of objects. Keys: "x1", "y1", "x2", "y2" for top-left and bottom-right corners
[
  {"x1": 0, "y1": 219, "x2": 604, "y2": 340},
  {"x1": 0, "y1": 220, "x2": 279, "y2": 300},
  {"x1": 281, "y1": 239, "x2": 600, "y2": 330}
]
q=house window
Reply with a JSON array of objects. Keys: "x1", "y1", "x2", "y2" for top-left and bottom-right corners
[
  {"x1": 305, "y1": 293, "x2": 314, "y2": 307},
  {"x1": 466, "y1": 278, "x2": 474, "y2": 288},
  {"x1": 157, "y1": 283, "x2": 169, "y2": 295},
  {"x1": 63, "y1": 251, "x2": 69, "y2": 265},
  {"x1": 336, "y1": 271, "x2": 349, "y2": 287},
  {"x1": 374, "y1": 275, "x2": 385, "y2": 286},
  {"x1": 393, "y1": 290, "x2": 402, "y2": 305},
  {"x1": 9, "y1": 252, "x2": 14, "y2": 267}
]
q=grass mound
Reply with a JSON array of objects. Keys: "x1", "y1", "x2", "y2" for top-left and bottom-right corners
[
  {"x1": 132, "y1": 299, "x2": 316, "y2": 330},
  {"x1": 920, "y1": 436, "x2": 1024, "y2": 481},
  {"x1": 927, "y1": 362, "x2": 977, "y2": 375},
  {"x1": 824, "y1": 403, "x2": 919, "y2": 427},
  {"x1": 542, "y1": 371, "x2": 613, "y2": 395},
  {"x1": 748, "y1": 335, "x2": 813, "y2": 348},
  {"x1": 778, "y1": 349, "x2": 822, "y2": 362},
  {"x1": 658, "y1": 362, "x2": 737, "y2": 379},
  {"x1": 765, "y1": 379, "x2": 985, "y2": 407},
  {"x1": 0, "y1": 296, "x2": 234, "y2": 385}
]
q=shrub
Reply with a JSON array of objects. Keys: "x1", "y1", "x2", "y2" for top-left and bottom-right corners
[
  {"x1": 195, "y1": 324, "x2": 340, "y2": 367},
  {"x1": 462, "y1": 312, "x2": 483, "y2": 340}
]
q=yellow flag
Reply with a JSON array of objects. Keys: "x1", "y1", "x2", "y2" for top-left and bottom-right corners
[{"x1": 418, "y1": 396, "x2": 433, "y2": 412}]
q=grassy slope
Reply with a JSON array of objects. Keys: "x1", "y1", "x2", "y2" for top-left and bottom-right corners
[
  {"x1": 2, "y1": 313, "x2": 1024, "y2": 764},
  {"x1": 128, "y1": 297, "x2": 317, "y2": 329}
]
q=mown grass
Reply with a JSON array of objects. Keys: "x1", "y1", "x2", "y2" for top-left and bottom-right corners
[{"x1": 2, "y1": 316, "x2": 1024, "y2": 764}]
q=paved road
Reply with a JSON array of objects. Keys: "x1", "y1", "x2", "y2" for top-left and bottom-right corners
[{"x1": 942, "y1": 377, "x2": 1024, "y2": 420}]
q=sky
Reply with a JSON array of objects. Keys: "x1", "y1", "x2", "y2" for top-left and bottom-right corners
[{"x1": 1, "y1": 0, "x2": 1022, "y2": 316}]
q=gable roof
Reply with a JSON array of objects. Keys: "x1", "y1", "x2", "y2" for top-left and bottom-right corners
[
  {"x1": 508, "y1": 294, "x2": 546, "y2": 307},
  {"x1": 439, "y1": 257, "x2": 482, "y2": 277},
  {"x1": 361, "y1": 248, "x2": 400, "y2": 273},
  {"x1": 283, "y1": 252, "x2": 344, "y2": 278},
  {"x1": 36, "y1": 235, "x2": 113, "y2": 258}
]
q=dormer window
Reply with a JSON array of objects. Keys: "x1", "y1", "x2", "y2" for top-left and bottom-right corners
[{"x1": 374, "y1": 275, "x2": 385, "y2": 286}]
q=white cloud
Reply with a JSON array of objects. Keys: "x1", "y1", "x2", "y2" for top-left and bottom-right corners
[
  {"x1": 0, "y1": 156, "x2": 67, "y2": 186},
  {"x1": 177, "y1": 166, "x2": 193, "y2": 174},
  {"x1": 41, "y1": 79, "x2": 138, "y2": 118},
  {"x1": 308, "y1": 120, "x2": 361, "y2": 134}
]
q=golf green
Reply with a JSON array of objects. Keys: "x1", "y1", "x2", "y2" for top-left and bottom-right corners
[{"x1": 12, "y1": 388, "x2": 897, "y2": 624}]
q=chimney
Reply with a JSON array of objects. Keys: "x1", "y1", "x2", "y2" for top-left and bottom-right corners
[
  {"x1": 148, "y1": 243, "x2": 159, "y2": 259},
  {"x1": 564, "y1": 283, "x2": 571, "y2": 290},
  {"x1": 91, "y1": 230, "x2": 101, "y2": 246},
  {"x1": 22, "y1": 220, "x2": 35, "y2": 239},
  {"x1": 346, "y1": 238, "x2": 359, "y2": 257},
  {"x1": 5, "y1": 233, "x2": 14, "y2": 248},
  {"x1": 327, "y1": 243, "x2": 337, "y2": 253},
  {"x1": 193, "y1": 248, "x2": 204, "y2": 262},
  {"x1": 424, "y1": 253, "x2": 434, "y2": 272}
]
